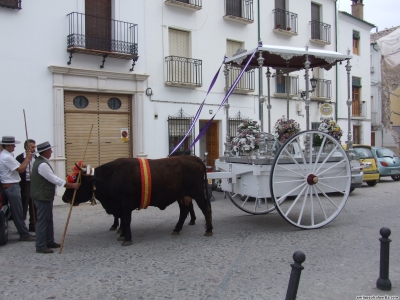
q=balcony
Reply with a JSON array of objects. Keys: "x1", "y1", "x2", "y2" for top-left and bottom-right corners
[
  {"x1": 165, "y1": 0, "x2": 202, "y2": 11},
  {"x1": 352, "y1": 101, "x2": 367, "y2": 119},
  {"x1": 0, "y1": 0, "x2": 21, "y2": 9},
  {"x1": 272, "y1": 9, "x2": 298, "y2": 36},
  {"x1": 225, "y1": 66, "x2": 255, "y2": 94},
  {"x1": 309, "y1": 20, "x2": 331, "y2": 45},
  {"x1": 224, "y1": 0, "x2": 254, "y2": 24},
  {"x1": 310, "y1": 79, "x2": 331, "y2": 101},
  {"x1": 274, "y1": 75, "x2": 299, "y2": 98},
  {"x1": 67, "y1": 12, "x2": 139, "y2": 70},
  {"x1": 165, "y1": 56, "x2": 202, "y2": 88}
]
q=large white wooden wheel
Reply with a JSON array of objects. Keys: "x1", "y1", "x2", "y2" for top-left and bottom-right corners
[
  {"x1": 227, "y1": 193, "x2": 276, "y2": 215},
  {"x1": 270, "y1": 130, "x2": 351, "y2": 229}
]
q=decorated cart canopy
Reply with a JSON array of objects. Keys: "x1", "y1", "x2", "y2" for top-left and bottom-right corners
[{"x1": 225, "y1": 44, "x2": 353, "y2": 70}]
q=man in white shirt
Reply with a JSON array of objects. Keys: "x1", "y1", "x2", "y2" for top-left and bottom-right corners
[
  {"x1": 0, "y1": 136, "x2": 35, "y2": 241},
  {"x1": 30, "y1": 141, "x2": 80, "y2": 254}
]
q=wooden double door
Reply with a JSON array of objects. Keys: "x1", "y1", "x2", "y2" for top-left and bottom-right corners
[{"x1": 64, "y1": 91, "x2": 132, "y2": 175}]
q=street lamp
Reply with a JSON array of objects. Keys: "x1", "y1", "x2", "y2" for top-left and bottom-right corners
[{"x1": 301, "y1": 77, "x2": 318, "y2": 98}]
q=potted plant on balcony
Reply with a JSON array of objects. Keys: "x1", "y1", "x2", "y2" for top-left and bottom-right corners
[
  {"x1": 286, "y1": 27, "x2": 291, "y2": 31},
  {"x1": 276, "y1": 24, "x2": 281, "y2": 29}
]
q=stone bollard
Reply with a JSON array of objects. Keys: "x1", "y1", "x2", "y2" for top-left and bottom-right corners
[
  {"x1": 285, "y1": 251, "x2": 306, "y2": 300},
  {"x1": 376, "y1": 227, "x2": 392, "y2": 291}
]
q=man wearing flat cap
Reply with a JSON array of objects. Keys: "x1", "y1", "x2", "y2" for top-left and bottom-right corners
[
  {"x1": 31, "y1": 141, "x2": 80, "y2": 254},
  {"x1": 0, "y1": 136, "x2": 35, "y2": 241}
]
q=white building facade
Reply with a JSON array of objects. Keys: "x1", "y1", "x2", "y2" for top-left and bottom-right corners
[
  {"x1": 1, "y1": 0, "x2": 350, "y2": 196},
  {"x1": 337, "y1": 5, "x2": 375, "y2": 146}
]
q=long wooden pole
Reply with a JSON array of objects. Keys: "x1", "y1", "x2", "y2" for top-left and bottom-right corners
[
  {"x1": 59, "y1": 124, "x2": 93, "y2": 254},
  {"x1": 23, "y1": 109, "x2": 36, "y2": 226}
]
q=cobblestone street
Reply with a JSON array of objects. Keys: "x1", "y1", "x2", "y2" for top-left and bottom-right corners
[{"x1": 1, "y1": 178, "x2": 400, "y2": 299}]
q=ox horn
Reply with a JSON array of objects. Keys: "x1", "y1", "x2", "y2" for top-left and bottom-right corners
[{"x1": 75, "y1": 163, "x2": 86, "y2": 172}]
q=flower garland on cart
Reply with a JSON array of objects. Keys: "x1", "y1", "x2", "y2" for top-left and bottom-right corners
[
  {"x1": 273, "y1": 118, "x2": 301, "y2": 144},
  {"x1": 231, "y1": 119, "x2": 261, "y2": 155},
  {"x1": 313, "y1": 117, "x2": 343, "y2": 147}
]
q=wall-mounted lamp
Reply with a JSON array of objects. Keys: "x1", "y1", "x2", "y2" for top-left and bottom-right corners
[
  {"x1": 209, "y1": 110, "x2": 213, "y2": 114},
  {"x1": 300, "y1": 77, "x2": 318, "y2": 98},
  {"x1": 145, "y1": 87, "x2": 153, "y2": 96}
]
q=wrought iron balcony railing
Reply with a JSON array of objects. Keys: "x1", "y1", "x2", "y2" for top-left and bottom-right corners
[
  {"x1": 275, "y1": 75, "x2": 298, "y2": 95},
  {"x1": 309, "y1": 20, "x2": 331, "y2": 44},
  {"x1": 0, "y1": 0, "x2": 21, "y2": 9},
  {"x1": 272, "y1": 8, "x2": 298, "y2": 34},
  {"x1": 165, "y1": 56, "x2": 202, "y2": 87},
  {"x1": 311, "y1": 79, "x2": 331, "y2": 100},
  {"x1": 67, "y1": 12, "x2": 138, "y2": 70},
  {"x1": 165, "y1": 0, "x2": 202, "y2": 11},
  {"x1": 226, "y1": 66, "x2": 255, "y2": 93},
  {"x1": 224, "y1": 0, "x2": 254, "y2": 24}
]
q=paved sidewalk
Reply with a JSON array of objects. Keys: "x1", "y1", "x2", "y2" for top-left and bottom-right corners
[{"x1": 1, "y1": 179, "x2": 400, "y2": 299}]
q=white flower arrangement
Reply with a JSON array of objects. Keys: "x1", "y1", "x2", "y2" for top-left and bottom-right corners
[
  {"x1": 314, "y1": 118, "x2": 343, "y2": 146},
  {"x1": 273, "y1": 118, "x2": 301, "y2": 144},
  {"x1": 231, "y1": 119, "x2": 261, "y2": 154}
]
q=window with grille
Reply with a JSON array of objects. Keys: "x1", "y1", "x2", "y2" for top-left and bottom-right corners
[
  {"x1": 168, "y1": 116, "x2": 194, "y2": 156},
  {"x1": 311, "y1": 122, "x2": 321, "y2": 130}
]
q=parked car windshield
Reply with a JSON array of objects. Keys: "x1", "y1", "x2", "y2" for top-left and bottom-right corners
[
  {"x1": 353, "y1": 147, "x2": 374, "y2": 159},
  {"x1": 376, "y1": 148, "x2": 397, "y2": 158}
]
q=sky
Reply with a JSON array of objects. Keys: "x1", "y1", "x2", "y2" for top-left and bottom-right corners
[{"x1": 337, "y1": 0, "x2": 400, "y2": 32}]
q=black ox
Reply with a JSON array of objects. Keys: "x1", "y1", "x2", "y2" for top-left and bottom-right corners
[{"x1": 62, "y1": 156, "x2": 213, "y2": 246}]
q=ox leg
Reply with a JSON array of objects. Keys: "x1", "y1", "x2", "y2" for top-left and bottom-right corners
[
  {"x1": 120, "y1": 211, "x2": 132, "y2": 246},
  {"x1": 188, "y1": 202, "x2": 196, "y2": 225},
  {"x1": 194, "y1": 198, "x2": 213, "y2": 236},
  {"x1": 117, "y1": 218, "x2": 123, "y2": 234},
  {"x1": 109, "y1": 216, "x2": 119, "y2": 231},
  {"x1": 172, "y1": 202, "x2": 190, "y2": 235}
]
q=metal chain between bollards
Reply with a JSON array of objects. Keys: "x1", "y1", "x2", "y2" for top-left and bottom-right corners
[
  {"x1": 285, "y1": 251, "x2": 306, "y2": 300},
  {"x1": 376, "y1": 227, "x2": 392, "y2": 291}
]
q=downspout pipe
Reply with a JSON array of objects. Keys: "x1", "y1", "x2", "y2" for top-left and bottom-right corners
[
  {"x1": 335, "y1": 0, "x2": 338, "y2": 122},
  {"x1": 257, "y1": 0, "x2": 262, "y2": 124}
]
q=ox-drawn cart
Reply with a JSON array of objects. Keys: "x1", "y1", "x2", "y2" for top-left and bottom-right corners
[{"x1": 206, "y1": 43, "x2": 358, "y2": 229}]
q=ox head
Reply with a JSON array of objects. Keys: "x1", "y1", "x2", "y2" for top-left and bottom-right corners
[{"x1": 62, "y1": 162, "x2": 95, "y2": 206}]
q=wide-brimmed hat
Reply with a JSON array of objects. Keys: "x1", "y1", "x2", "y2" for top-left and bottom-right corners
[
  {"x1": 36, "y1": 141, "x2": 55, "y2": 153},
  {"x1": 1, "y1": 136, "x2": 21, "y2": 144}
]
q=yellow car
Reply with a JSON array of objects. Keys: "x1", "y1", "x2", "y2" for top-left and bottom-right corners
[{"x1": 352, "y1": 145, "x2": 380, "y2": 186}]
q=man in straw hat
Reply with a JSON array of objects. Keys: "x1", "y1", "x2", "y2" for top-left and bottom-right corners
[
  {"x1": 31, "y1": 141, "x2": 80, "y2": 254},
  {"x1": 0, "y1": 136, "x2": 35, "y2": 241}
]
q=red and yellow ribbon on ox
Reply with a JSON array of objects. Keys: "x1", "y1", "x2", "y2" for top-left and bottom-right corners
[{"x1": 138, "y1": 158, "x2": 152, "y2": 209}]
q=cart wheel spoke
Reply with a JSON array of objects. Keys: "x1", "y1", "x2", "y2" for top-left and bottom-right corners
[
  {"x1": 270, "y1": 130, "x2": 350, "y2": 229},
  {"x1": 227, "y1": 193, "x2": 275, "y2": 215}
]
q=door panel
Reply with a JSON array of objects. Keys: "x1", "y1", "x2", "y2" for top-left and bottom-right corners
[{"x1": 206, "y1": 122, "x2": 219, "y2": 168}]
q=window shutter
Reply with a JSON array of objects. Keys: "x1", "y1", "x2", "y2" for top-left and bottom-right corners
[
  {"x1": 226, "y1": 40, "x2": 244, "y2": 58},
  {"x1": 169, "y1": 29, "x2": 190, "y2": 58}
]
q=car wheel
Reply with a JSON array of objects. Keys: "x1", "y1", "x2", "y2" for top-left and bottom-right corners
[
  {"x1": 391, "y1": 175, "x2": 400, "y2": 181},
  {"x1": 0, "y1": 217, "x2": 8, "y2": 246},
  {"x1": 349, "y1": 187, "x2": 355, "y2": 193},
  {"x1": 366, "y1": 180, "x2": 378, "y2": 187}
]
